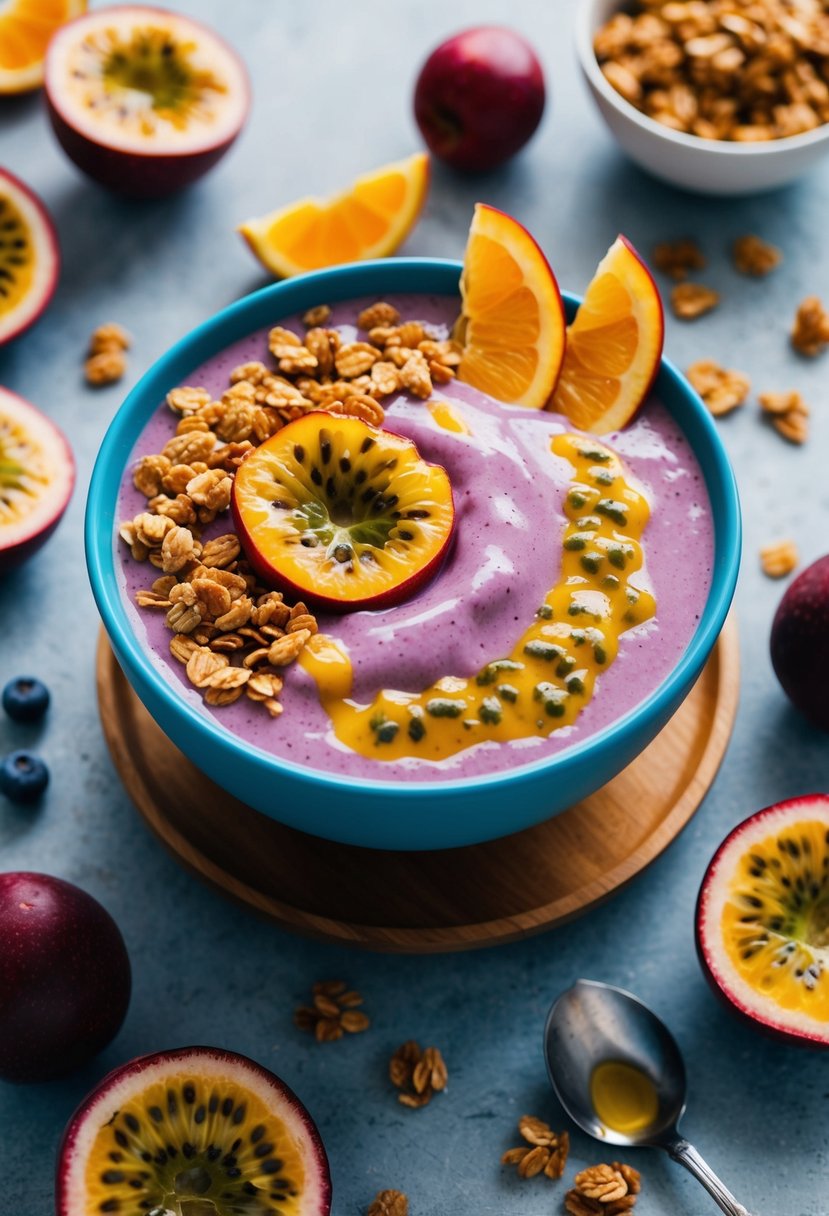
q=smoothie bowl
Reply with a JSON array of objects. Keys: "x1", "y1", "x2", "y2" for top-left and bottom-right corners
[{"x1": 86, "y1": 257, "x2": 740, "y2": 850}]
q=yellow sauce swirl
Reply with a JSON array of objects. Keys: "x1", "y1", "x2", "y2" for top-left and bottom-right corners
[{"x1": 300, "y1": 432, "x2": 655, "y2": 762}]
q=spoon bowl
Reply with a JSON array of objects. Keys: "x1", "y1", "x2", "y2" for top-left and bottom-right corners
[
  {"x1": 544, "y1": 978, "x2": 685, "y2": 1146},
  {"x1": 543, "y1": 979, "x2": 756, "y2": 1216}
]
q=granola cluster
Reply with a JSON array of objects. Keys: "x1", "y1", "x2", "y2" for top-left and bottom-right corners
[
  {"x1": 595, "y1": 0, "x2": 829, "y2": 141},
  {"x1": 120, "y1": 301, "x2": 456, "y2": 716},
  {"x1": 670, "y1": 281, "x2": 720, "y2": 319},
  {"x1": 367, "y1": 1191, "x2": 408, "y2": 1216},
  {"x1": 565, "y1": 1162, "x2": 642, "y2": 1216},
  {"x1": 790, "y1": 295, "x2": 829, "y2": 355},
  {"x1": 388, "y1": 1041, "x2": 448, "y2": 1109},
  {"x1": 760, "y1": 537, "x2": 799, "y2": 576},
  {"x1": 86, "y1": 322, "x2": 130, "y2": 385},
  {"x1": 293, "y1": 980, "x2": 370, "y2": 1042},
  {"x1": 686, "y1": 359, "x2": 751, "y2": 415},
  {"x1": 501, "y1": 1115, "x2": 570, "y2": 1180},
  {"x1": 759, "y1": 387, "x2": 810, "y2": 441}
]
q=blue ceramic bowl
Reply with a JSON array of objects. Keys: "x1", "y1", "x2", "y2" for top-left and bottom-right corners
[{"x1": 86, "y1": 258, "x2": 740, "y2": 851}]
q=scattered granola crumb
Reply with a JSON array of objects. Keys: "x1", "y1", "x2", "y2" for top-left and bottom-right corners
[
  {"x1": 294, "y1": 981, "x2": 369, "y2": 1043},
  {"x1": 671, "y1": 283, "x2": 720, "y2": 320},
  {"x1": 791, "y1": 296, "x2": 829, "y2": 356},
  {"x1": 686, "y1": 360, "x2": 750, "y2": 416},
  {"x1": 501, "y1": 1115, "x2": 570, "y2": 1180},
  {"x1": 733, "y1": 235, "x2": 782, "y2": 276},
  {"x1": 565, "y1": 1161, "x2": 641, "y2": 1215},
  {"x1": 85, "y1": 323, "x2": 131, "y2": 386},
  {"x1": 389, "y1": 1041, "x2": 447, "y2": 1109},
  {"x1": 759, "y1": 389, "x2": 810, "y2": 443},
  {"x1": 651, "y1": 239, "x2": 706, "y2": 281},
  {"x1": 760, "y1": 539, "x2": 799, "y2": 578},
  {"x1": 367, "y1": 1191, "x2": 408, "y2": 1216}
]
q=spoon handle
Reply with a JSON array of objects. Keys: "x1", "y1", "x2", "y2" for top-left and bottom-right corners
[{"x1": 666, "y1": 1137, "x2": 755, "y2": 1216}]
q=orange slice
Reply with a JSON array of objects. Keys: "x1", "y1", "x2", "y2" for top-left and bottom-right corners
[
  {"x1": 550, "y1": 235, "x2": 664, "y2": 434},
  {"x1": 454, "y1": 203, "x2": 565, "y2": 409},
  {"x1": 238, "y1": 152, "x2": 430, "y2": 278},
  {"x1": 0, "y1": 0, "x2": 87, "y2": 94}
]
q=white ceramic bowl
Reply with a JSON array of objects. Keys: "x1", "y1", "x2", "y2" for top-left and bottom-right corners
[{"x1": 577, "y1": 0, "x2": 829, "y2": 195}]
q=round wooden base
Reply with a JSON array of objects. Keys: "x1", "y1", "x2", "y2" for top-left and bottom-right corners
[{"x1": 96, "y1": 619, "x2": 738, "y2": 953}]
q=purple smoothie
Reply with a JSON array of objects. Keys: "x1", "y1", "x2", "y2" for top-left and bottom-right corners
[{"x1": 116, "y1": 293, "x2": 714, "y2": 782}]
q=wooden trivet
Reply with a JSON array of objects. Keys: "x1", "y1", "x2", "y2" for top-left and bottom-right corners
[{"x1": 96, "y1": 618, "x2": 738, "y2": 953}]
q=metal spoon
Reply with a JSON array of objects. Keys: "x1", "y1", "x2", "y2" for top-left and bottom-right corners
[{"x1": 544, "y1": 979, "x2": 756, "y2": 1216}]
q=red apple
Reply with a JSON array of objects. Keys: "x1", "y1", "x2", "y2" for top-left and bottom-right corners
[
  {"x1": 0, "y1": 872, "x2": 131, "y2": 1082},
  {"x1": 770, "y1": 554, "x2": 829, "y2": 732},
  {"x1": 413, "y1": 26, "x2": 546, "y2": 172},
  {"x1": 44, "y1": 6, "x2": 250, "y2": 198}
]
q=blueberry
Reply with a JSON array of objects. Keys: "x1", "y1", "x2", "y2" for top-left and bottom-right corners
[
  {"x1": 2, "y1": 677, "x2": 50, "y2": 723},
  {"x1": 0, "y1": 751, "x2": 50, "y2": 804}
]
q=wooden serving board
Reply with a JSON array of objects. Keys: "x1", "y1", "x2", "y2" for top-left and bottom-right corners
[{"x1": 96, "y1": 618, "x2": 739, "y2": 953}]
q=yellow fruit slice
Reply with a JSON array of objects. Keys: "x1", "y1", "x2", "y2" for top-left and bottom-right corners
[
  {"x1": 0, "y1": 0, "x2": 87, "y2": 94},
  {"x1": 550, "y1": 236, "x2": 664, "y2": 435},
  {"x1": 238, "y1": 152, "x2": 430, "y2": 278},
  {"x1": 454, "y1": 203, "x2": 565, "y2": 409}
]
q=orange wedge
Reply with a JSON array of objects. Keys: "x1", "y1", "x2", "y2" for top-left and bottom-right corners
[
  {"x1": 550, "y1": 235, "x2": 664, "y2": 434},
  {"x1": 238, "y1": 152, "x2": 430, "y2": 278},
  {"x1": 454, "y1": 203, "x2": 565, "y2": 409},
  {"x1": 0, "y1": 0, "x2": 86, "y2": 94}
]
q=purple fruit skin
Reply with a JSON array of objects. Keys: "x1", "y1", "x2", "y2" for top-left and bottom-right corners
[
  {"x1": 770, "y1": 554, "x2": 829, "y2": 732},
  {"x1": 0, "y1": 872, "x2": 131, "y2": 1083}
]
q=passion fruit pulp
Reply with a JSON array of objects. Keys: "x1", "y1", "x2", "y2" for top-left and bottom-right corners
[
  {"x1": 232, "y1": 411, "x2": 455, "y2": 612},
  {"x1": 0, "y1": 168, "x2": 60, "y2": 346},
  {"x1": 44, "y1": 6, "x2": 250, "y2": 197},
  {"x1": 0, "y1": 386, "x2": 74, "y2": 572},
  {"x1": 696, "y1": 794, "x2": 829, "y2": 1047},
  {"x1": 57, "y1": 1046, "x2": 332, "y2": 1216}
]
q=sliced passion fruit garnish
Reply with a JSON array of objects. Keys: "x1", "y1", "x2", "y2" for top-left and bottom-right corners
[
  {"x1": 696, "y1": 795, "x2": 829, "y2": 1047},
  {"x1": 0, "y1": 168, "x2": 60, "y2": 347},
  {"x1": 44, "y1": 6, "x2": 250, "y2": 197},
  {"x1": 0, "y1": 386, "x2": 75, "y2": 572},
  {"x1": 57, "y1": 1046, "x2": 332, "y2": 1215},
  {"x1": 232, "y1": 412, "x2": 455, "y2": 612}
]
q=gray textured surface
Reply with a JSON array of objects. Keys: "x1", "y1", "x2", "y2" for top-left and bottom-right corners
[{"x1": 1, "y1": 2, "x2": 829, "y2": 1213}]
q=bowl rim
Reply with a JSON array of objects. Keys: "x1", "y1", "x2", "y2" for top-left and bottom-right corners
[
  {"x1": 86, "y1": 256, "x2": 740, "y2": 798},
  {"x1": 576, "y1": 0, "x2": 829, "y2": 157}
]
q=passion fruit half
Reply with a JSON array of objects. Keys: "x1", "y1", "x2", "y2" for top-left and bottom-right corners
[
  {"x1": 696, "y1": 794, "x2": 829, "y2": 1048},
  {"x1": 232, "y1": 412, "x2": 455, "y2": 612},
  {"x1": 0, "y1": 386, "x2": 75, "y2": 572},
  {"x1": 0, "y1": 168, "x2": 60, "y2": 347},
  {"x1": 44, "y1": 6, "x2": 250, "y2": 198},
  {"x1": 57, "y1": 1046, "x2": 332, "y2": 1215}
]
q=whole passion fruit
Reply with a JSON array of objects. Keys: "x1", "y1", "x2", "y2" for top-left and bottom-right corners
[
  {"x1": 0, "y1": 387, "x2": 75, "y2": 573},
  {"x1": 57, "y1": 1046, "x2": 332, "y2": 1215},
  {"x1": 44, "y1": 5, "x2": 250, "y2": 198},
  {"x1": 0, "y1": 872, "x2": 131, "y2": 1082},
  {"x1": 696, "y1": 795, "x2": 829, "y2": 1048},
  {"x1": 232, "y1": 411, "x2": 455, "y2": 612},
  {"x1": 770, "y1": 554, "x2": 829, "y2": 732}
]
